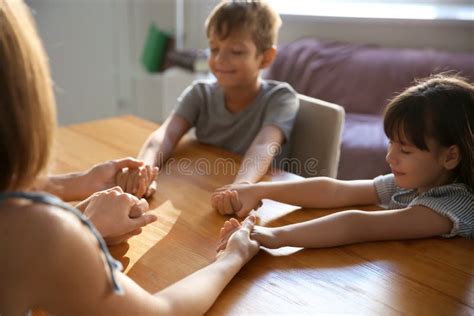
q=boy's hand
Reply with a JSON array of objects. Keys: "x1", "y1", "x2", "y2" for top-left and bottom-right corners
[
  {"x1": 216, "y1": 215, "x2": 260, "y2": 263},
  {"x1": 115, "y1": 164, "x2": 159, "y2": 198},
  {"x1": 81, "y1": 186, "x2": 157, "y2": 245},
  {"x1": 211, "y1": 183, "x2": 262, "y2": 217}
]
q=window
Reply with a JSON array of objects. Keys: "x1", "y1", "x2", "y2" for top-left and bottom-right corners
[{"x1": 268, "y1": 0, "x2": 474, "y2": 22}]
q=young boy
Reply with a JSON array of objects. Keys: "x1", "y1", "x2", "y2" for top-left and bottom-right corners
[{"x1": 133, "y1": 1, "x2": 299, "y2": 204}]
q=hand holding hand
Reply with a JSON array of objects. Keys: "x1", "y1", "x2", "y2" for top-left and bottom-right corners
[
  {"x1": 211, "y1": 183, "x2": 262, "y2": 217},
  {"x1": 216, "y1": 215, "x2": 260, "y2": 263},
  {"x1": 79, "y1": 187, "x2": 157, "y2": 245},
  {"x1": 115, "y1": 164, "x2": 158, "y2": 198},
  {"x1": 216, "y1": 215, "x2": 282, "y2": 250},
  {"x1": 83, "y1": 157, "x2": 145, "y2": 197}
]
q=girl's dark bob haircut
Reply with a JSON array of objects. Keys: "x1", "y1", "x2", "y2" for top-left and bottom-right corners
[{"x1": 383, "y1": 74, "x2": 474, "y2": 190}]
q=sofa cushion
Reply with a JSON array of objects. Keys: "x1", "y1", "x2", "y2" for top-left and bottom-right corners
[
  {"x1": 266, "y1": 38, "x2": 474, "y2": 115},
  {"x1": 339, "y1": 113, "x2": 390, "y2": 180}
]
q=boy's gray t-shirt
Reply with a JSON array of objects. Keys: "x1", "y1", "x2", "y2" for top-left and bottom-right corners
[{"x1": 174, "y1": 79, "x2": 299, "y2": 155}]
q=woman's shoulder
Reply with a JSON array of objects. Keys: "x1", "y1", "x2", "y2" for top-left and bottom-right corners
[
  {"x1": 0, "y1": 201, "x2": 94, "y2": 310},
  {"x1": 0, "y1": 200, "x2": 123, "y2": 313},
  {"x1": 1, "y1": 201, "x2": 80, "y2": 237},
  {"x1": 0, "y1": 201, "x2": 92, "y2": 274}
]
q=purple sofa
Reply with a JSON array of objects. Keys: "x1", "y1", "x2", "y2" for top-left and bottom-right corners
[{"x1": 266, "y1": 38, "x2": 474, "y2": 179}]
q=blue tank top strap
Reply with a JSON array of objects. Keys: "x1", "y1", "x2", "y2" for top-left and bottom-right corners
[{"x1": 0, "y1": 191, "x2": 124, "y2": 295}]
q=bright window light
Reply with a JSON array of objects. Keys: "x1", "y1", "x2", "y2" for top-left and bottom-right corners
[{"x1": 268, "y1": 0, "x2": 474, "y2": 21}]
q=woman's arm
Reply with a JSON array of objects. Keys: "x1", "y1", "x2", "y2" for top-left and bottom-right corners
[
  {"x1": 41, "y1": 172, "x2": 92, "y2": 201},
  {"x1": 155, "y1": 217, "x2": 259, "y2": 314},
  {"x1": 251, "y1": 206, "x2": 453, "y2": 249},
  {"x1": 32, "y1": 207, "x2": 258, "y2": 315},
  {"x1": 41, "y1": 158, "x2": 144, "y2": 201}
]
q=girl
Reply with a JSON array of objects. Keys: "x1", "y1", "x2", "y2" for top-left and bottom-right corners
[
  {"x1": 214, "y1": 74, "x2": 473, "y2": 250},
  {"x1": 0, "y1": 1, "x2": 258, "y2": 314}
]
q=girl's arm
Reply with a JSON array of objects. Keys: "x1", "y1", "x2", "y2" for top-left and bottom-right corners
[
  {"x1": 138, "y1": 114, "x2": 191, "y2": 168},
  {"x1": 252, "y1": 206, "x2": 453, "y2": 249},
  {"x1": 233, "y1": 125, "x2": 284, "y2": 185},
  {"x1": 258, "y1": 177, "x2": 379, "y2": 208},
  {"x1": 213, "y1": 177, "x2": 379, "y2": 217}
]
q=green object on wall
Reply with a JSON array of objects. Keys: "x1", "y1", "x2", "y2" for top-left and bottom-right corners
[{"x1": 141, "y1": 24, "x2": 171, "y2": 73}]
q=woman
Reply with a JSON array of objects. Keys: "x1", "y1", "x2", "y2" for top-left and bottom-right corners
[{"x1": 0, "y1": 1, "x2": 259, "y2": 314}]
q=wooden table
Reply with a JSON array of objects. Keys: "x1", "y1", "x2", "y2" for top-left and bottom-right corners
[{"x1": 54, "y1": 116, "x2": 474, "y2": 315}]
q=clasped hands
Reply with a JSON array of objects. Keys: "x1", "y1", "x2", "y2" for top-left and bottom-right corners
[
  {"x1": 211, "y1": 182, "x2": 263, "y2": 218},
  {"x1": 80, "y1": 158, "x2": 267, "y2": 255},
  {"x1": 76, "y1": 157, "x2": 158, "y2": 245}
]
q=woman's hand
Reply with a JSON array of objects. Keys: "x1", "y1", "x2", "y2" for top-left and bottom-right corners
[
  {"x1": 216, "y1": 215, "x2": 260, "y2": 263},
  {"x1": 217, "y1": 215, "x2": 283, "y2": 251},
  {"x1": 79, "y1": 187, "x2": 157, "y2": 244},
  {"x1": 81, "y1": 157, "x2": 149, "y2": 197}
]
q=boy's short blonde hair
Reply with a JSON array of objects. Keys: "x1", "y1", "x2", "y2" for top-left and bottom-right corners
[
  {"x1": 0, "y1": 0, "x2": 56, "y2": 191},
  {"x1": 205, "y1": 0, "x2": 282, "y2": 53}
]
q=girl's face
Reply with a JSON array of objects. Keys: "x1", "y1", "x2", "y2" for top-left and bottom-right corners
[{"x1": 385, "y1": 135, "x2": 455, "y2": 193}]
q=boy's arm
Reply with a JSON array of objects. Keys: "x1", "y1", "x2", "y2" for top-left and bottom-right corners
[
  {"x1": 138, "y1": 114, "x2": 191, "y2": 168},
  {"x1": 233, "y1": 125, "x2": 284, "y2": 184},
  {"x1": 255, "y1": 206, "x2": 453, "y2": 249}
]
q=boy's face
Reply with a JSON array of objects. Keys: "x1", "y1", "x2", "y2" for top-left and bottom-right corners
[
  {"x1": 385, "y1": 135, "x2": 456, "y2": 193},
  {"x1": 208, "y1": 29, "x2": 266, "y2": 90}
]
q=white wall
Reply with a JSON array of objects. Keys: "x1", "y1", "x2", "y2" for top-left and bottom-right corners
[
  {"x1": 29, "y1": 1, "x2": 120, "y2": 125},
  {"x1": 28, "y1": 0, "x2": 473, "y2": 125},
  {"x1": 183, "y1": 0, "x2": 474, "y2": 52},
  {"x1": 277, "y1": 15, "x2": 474, "y2": 52},
  {"x1": 29, "y1": 0, "x2": 178, "y2": 125}
]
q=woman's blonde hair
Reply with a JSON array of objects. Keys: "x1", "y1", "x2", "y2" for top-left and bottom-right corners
[{"x1": 0, "y1": 0, "x2": 56, "y2": 191}]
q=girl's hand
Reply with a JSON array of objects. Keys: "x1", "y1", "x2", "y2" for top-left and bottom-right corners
[
  {"x1": 217, "y1": 216, "x2": 282, "y2": 251},
  {"x1": 115, "y1": 164, "x2": 159, "y2": 198},
  {"x1": 81, "y1": 187, "x2": 157, "y2": 243},
  {"x1": 211, "y1": 183, "x2": 263, "y2": 217},
  {"x1": 216, "y1": 215, "x2": 260, "y2": 263},
  {"x1": 250, "y1": 225, "x2": 282, "y2": 249}
]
